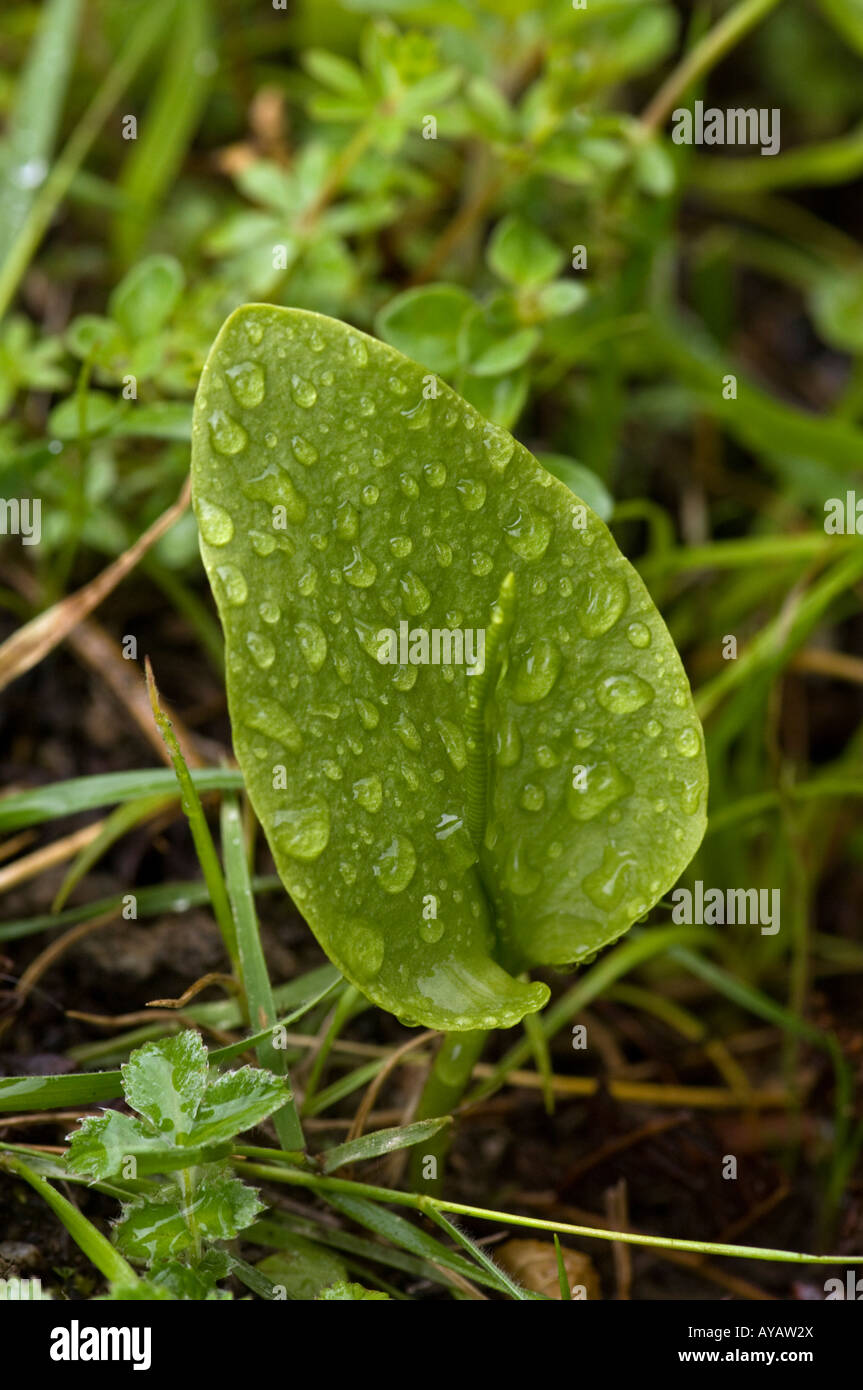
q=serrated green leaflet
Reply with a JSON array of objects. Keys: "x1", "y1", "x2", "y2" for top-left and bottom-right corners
[{"x1": 191, "y1": 305, "x2": 707, "y2": 1031}]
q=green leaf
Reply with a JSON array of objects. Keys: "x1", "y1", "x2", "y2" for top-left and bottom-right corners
[
  {"x1": 460, "y1": 304, "x2": 540, "y2": 376},
  {"x1": 149, "y1": 1251, "x2": 233, "y2": 1299},
  {"x1": 115, "y1": 1173, "x2": 264, "y2": 1260},
  {"x1": 191, "y1": 305, "x2": 708, "y2": 1031},
  {"x1": 66, "y1": 1111, "x2": 173, "y2": 1180},
  {"x1": 321, "y1": 1116, "x2": 451, "y2": 1172},
  {"x1": 108, "y1": 254, "x2": 185, "y2": 338},
  {"x1": 48, "y1": 390, "x2": 125, "y2": 439},
  {"x1": 189, "y1": 1066, "x2": 290, "y2": 1148},
  {"x1": 121, "y1": 1030, "x2": 208, "y2": 1140},
  {"x1": 316, "y1": 1280, "x2": 390, "y2": 1300},
  {"x1": 487, "y1": 216, "x2": 565, "y2": 289},
  {"x1": 810, "y1": 270, "x2": 863, "y2": 354},
  {"x1": 258, "y1": 1237, "x2": 349, "y2": 1299},
  {"x1": 537, "y1": 453, "x2": 614, "y2": 522},
  {"x1": 533, "y1": 281, "x2": 589, "y2": 320},
  {"x1": 376, "y1": 285, "x2": 476, "y2": 373}
]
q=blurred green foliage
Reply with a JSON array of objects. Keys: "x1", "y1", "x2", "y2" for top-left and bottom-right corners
[{"x1": 1, "y1": 0, "x2": 863, "y2": 1212}]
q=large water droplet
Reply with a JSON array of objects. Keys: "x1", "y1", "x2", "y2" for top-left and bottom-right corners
[
  {"x1": 675, "y1": 727, "x2": 701, "y2": 758},
  {"x1": 457, "y1": 478, "x2": 486, "y2": 511},
  {"x1": 343, "y1": 547, "x2": 377, "y2": 588},
  {"x1": 520, "y1": 784, "x2": 545, "y2": 812},
  {"x1": 567, "y1": 761, "x2": 633, "y2": 821},
  {"x1": 390, "y1": 535, "x2": 412, "y2": 558},
  {"x1": 395, "y1": 712, "x2": 422, "y2": 751},
  {"x1": 250, "y1": 529, "x2": 276, "y2": 557},
  {"x1": 341, "y1": 920, "x2": 384, "y2": 980},
  {"x1": 513, "y1": 639, "x2": 562, "y2": 704},
  {"x1": 295, "y1": 620, "x2": 327, "y2": 672},
  {"x1": 335, "y1": 500, "x2": 359, "y2": 540},
  {"x1": 502, "y1": 501, "x2": 552, "y2": 560},
  {"x1": 216, "y1": 563, "x2": 247, "y2": 605},
  {"x1": 495, "y1": 714, "x2": 522, "y2": 766},
  {"x1": 290, "y1": 375, "x2": 317, "y2": 408},
  {"x1": 242, "y1": 463, "x2": 307, "y2": 522},
  {"x1": 595, "y1": 672, "x2": 654, "y2": 714},
  {"x1": 420, "y1": 917, "x2": 444, "y2": 944},
  {"x1": 353, "y1": 775, "x2": 382, "y2": 812},
  {"x1": 197, "y1": 497, "x2": 234, "y2": 546},
  {"x1": 626, "y1": 621, "x2": 651, "y2": 648},
  {"x1": 375, "y1": 835, "x2": 416, "y2": 893},
  {"x1": 246, "y1": 631, "x2": 276, "y2": 669},
  {"x1": 423, "y1": 459, "x2": 446, "y2": 487},
  {"x1": 399, "y1": 570, "x2": 431, "y2": 616},
  {"x1": 434, "y1": 540, "x2": 452, "y2": 567},
  {"x1": 291, "y1": 435, "x2": 318, "y2": 466},
  {"x1": 436, "y1": 718, "x2": 466, "y2": 771},
  {"x1": 274, "y1": 801, "x2": 330, "y2": 860},
  {"x1": 243, "y1": 697, "x2": 302, "y2": 752},
  {"x1": 225, "y1": 360, "x2": 265, "y2": 408},
  {"x1": 576, "y1": 573, "x2": 628, "y2": 637},
  {"x1": 582, "y1": 847, "x2": 632, "y2": 910},
  {"x1": 347, "y1": 336, "x2": 369, "y2": 367},
  {"x1": 355, "y1": 697, "x2": 379, "y2": 730},
  {"x1": 503, "y1": 843, "x2": 541, "y2": 895},
  {"x1": 483, "y1": 424, "x2": 515, "y2": 471},
  {"x1": 208, "y1": 409, "x2": 248, "y2": 455}
]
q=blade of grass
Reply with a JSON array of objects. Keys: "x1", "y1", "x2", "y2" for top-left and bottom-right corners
[
  {"x1": 0, "y1": 0, "x2": 82, "y2": 262},
  {"x1": 112, "y1": 0, "x2": 213, "y2": 264},
  {"x1": 426, "y1": 1208, "x2": 533, "y2": 1300},
  {"x1": 1, "y1": 1154, "x2": 139, "y2": 1287},
  {"x1": 221, "y1": 793, "x2": 303, "y2": 1150},
  {"x1": 321, "y1": 1117, "x2": 452, "y2": 1174},
  {"x1": 554, "y1": 1235, "x2": 572, "y2": 1300},
  {"x1": 0, "y1": 0, "x2": 173, "y2": 319},
  {"x1": 0, "y1": 767, "x2": 245, "y2": 834},
  {"x1": 0, "y1": 873, "x2": 280, "y2": 944},
  {"x1": 145, "y1": 658, "x2": 238, "y2": 972}
]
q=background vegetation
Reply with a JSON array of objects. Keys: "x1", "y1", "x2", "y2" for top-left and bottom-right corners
[{"x1": 1, "y1": 0, "x2": 862, "y2": 1300}]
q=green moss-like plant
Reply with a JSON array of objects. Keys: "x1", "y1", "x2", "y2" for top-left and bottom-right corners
[{"x1": 191, "y1": 305, "x2": 707, "y2": 1031}]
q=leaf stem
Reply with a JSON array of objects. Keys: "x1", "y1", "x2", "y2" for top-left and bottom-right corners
[
  {"x1": 234, "y1": 1160, "x2": 863, "y2": 1266},
  {"x1": 408, "y1": 1030, "x2": 488, "y2": 1195},
  {"x1": 639, "y1": 0, "x2": 786, "y2": 137}
]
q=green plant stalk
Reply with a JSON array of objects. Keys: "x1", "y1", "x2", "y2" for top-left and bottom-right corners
[
  {"x1": 1, "y1": 1154, "x2": 139, "y2": 1287},
  {"x1": 221, "y1": 794, "x2": 304, "y2": 1150},
  {"x1": 145, "y1": 659, "x2": 239, "y2": 971},
  {"x1": 640, "y1": 0, "x2": 787, "y2": 136},
  {"x1": 0, "y1": 0, "x2": 173, "y2": 320},
  {"x1": 235, "y1": 1161, "x2": 863, "y2": 1266},
  {"x1": 409, "y1": 1030, "x2": 488, "y2": 1195}
]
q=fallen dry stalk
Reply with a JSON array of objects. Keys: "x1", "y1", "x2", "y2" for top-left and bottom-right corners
[{"x1": 0, "y1": 476, "x2": 191, "y2": 693}]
